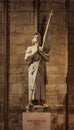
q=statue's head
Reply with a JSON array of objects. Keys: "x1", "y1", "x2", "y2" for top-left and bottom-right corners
[{"x1": 32, "y1": 32, "x2": 41, "y2": 45}]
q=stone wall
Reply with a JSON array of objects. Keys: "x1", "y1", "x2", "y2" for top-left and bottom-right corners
[
  {"x1": 8, "y1": 0, "x2": 67, "y2": 107},
  {"x1": 0, "y1": 0, "x2": 74, "y2": 130},
  {"x1": 68, "y1": 0, "x2": 74, "y2": 129},
  {"x1": 7, "y1": 0, "x2": 67, "y2": 129},
  {"x1": 0, "y1": 0, "x2": 5, "y2": 130}
]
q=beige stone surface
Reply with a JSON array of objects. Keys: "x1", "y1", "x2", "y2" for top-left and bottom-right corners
[
  {"x1": 23, "y1": 113, "x2": 51, "y2": 130},
  {"x1": 1, "y1": 0, "x2": 74, "y2": 129}
]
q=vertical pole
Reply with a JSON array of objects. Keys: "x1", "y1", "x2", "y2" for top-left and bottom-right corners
[
  {"x1": 4, "y1": 1, "x2": 8, "y2": 129},
  {"x1": 65, "y1": 0, "x2": 69, "y2": 130},
  {"x1": 34, "y1": 0, "x2": 40, "y2": 32},
  {"x1": 4, "y1": 0, "x2": 10, "y2": 129}
]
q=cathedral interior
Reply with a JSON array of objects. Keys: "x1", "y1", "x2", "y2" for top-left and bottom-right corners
[{"x1": 0, "y1": 0, "x2": 74, "y2": 130}]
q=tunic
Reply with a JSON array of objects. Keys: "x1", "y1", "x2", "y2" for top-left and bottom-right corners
[{"x1": 28, "y1": 52, "x2": 48, "y2": 103}]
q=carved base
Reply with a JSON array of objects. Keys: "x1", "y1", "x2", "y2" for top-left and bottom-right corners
[{"x1": 25, "y1": 103, "x2": 50, "y2": 112}]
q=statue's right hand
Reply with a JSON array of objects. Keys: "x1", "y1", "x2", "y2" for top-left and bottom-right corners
[{"x1": 26, "y1": 47, "x2": 32, "y2": 54}]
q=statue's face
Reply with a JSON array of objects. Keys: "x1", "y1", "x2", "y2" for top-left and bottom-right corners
[{"x1": 32, "y1": 34, "x2": 39, "y2": 45}]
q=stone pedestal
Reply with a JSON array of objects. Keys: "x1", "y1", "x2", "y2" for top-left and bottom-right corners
[{"x1": 22, "y1": 113, "x2": 51, "y2": 130}]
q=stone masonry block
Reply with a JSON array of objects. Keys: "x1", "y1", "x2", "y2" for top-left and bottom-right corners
[
  {"x1": 0, "y1": 54, "x2": 4, "y2": 65},
  {"x1": 0, "y1": 3, "x2": 4, "y2": 11},
  {"x1": 0, "y1": 12, "x2": 2, "y2": 24},
  {"x1": 0, "y1": 0, "x2": 4, "y2": 2},
  {"x1": 47, "y1": 66, "x2": 67, "y2": 75},
  {"x1": 0, "y1": 44, "x2": 5, "y2": 55},
  {"x1": 10, "y1": 54, "x2": 17, "y2": 65},
  {"x1": 0, "y1": 24, "x2": 5, "y2": 33},
  {"x1": 69, "y1": 45, "x2": 74, "y2": 54},
  {"x1": 47, "y1": 74, "x2": 66, "y2": 84},
  {"x1": 9, "y1": 0, "x2": 20, "y2": 2},
  {"x1": 54, "y1": 0, "x2": 66, "y2": 2},
  {"x1": 20, "y1": 35, "x2": 32, "y2": 45},
  {"x1": 15, "y1": 45, "x2": 26, "y2": 55},
  {"x1": 10, "y1": 32, "x2": 21, "y2": 44},
  {"x1": 69, "y1": 26, "x2": 74, "y2": 34},
  {"x1": 68, "y1": 54, "x2": 74, "y2": 65},
  {"x1": 40, "y1": 3, "x2": 65, "y2": 12},
  {"x1": 69, "y1": 34, "x2": 74, "y2": 44},
  {"x1": 51, "y1": 12, "x2": 66, "y2": 25},
  {"x1": 9, "y1": 73, "x2": 16, "y2": 84},
  {"x1": 29, "y1": 12, "x2": 34, "y2": 25},
  {"x1": 20, "y1": 0, "x2": 33, "y2": 2},
  {"x1": 69, "y1": 94, "x2": 74, "y2": 105},
  {"x1": 10, "y1": 64, "x2": 27, "y2": 74},
  {"x1": 10, "y1": 67, "x2": 17, "y2": 74},
  {"x1": 0, "y1": 74, "x2": 4, "y2": 84},
  {"x1": 40, "y1": 3, "x2": 52, "y2": 12},
  {"x1": 69, "y1": 12, "x2": 74, "y2": 24},
  {"x1": 68, "y1": 65, "x2": 74, "y2": 74},
  {"x1": 8, "y1": 3, "x2": 20, "y2": 12},
  {"x1": 70, "y1": 0, "x2": 74, "y2": 2},
  {"x1": 15, "y1": 25, "x2": 34, "y2": 34},
  {"x1": 10, "y1": 12, "x2": 29, "y2": 25},
  {"x1": 67, "y1": 74, "x2": 74, "y2": 84},
  {"x1": 10, "y1": 25, "x2": 16, "y2": 33},
  {"x1": 50, "y1": 23, "x2": 67, "y2": 36},
  {"x1": 46, "y1": 84, "x2": 67, "y2": 95},
  {"x1": 16, "y1": 54, "x2": 26, "y2": 66},
  {"x1": 69, "y1": 82, "x2": 74, "y2": 92},
  {"x1": 20, "y1": 3, "x2": 33, "y2": 12},
  {"x1": 0, "y1": 65, "x2": 4, "y2": 74},
  {"x1": 46, "y1": 95, "x2": 58, "y2": 105},
  {"x1": 53, "y1": 3, "x2": 66, "y2": 11},
  {"x1": 24, "y1": 25, "x2": 34, "y2": 34},
  {"x1": 10, "y1": 83, "x2": 24, "y2": 96},
  {"x1": 40, "y1": 0, "x2": 65, "y2": 2},
  {"x1": 10, "y1": 44, "x2": 16, "y2": 55},
  {"x1": 69, "y1": 3, "x2": 74, "y2": 12},
  {"x1": 51, "y1": 45, "x2": 67, "y2": 55},
  {"x1": 48, "y1": 54, "x2": 67, "y2": 66},
  {"x1": 15, "y1": 25, "x2": 25, "y2": 33},
  {"x1": 15, "y1": 73, "x2": 27, "y2": 84},
  {"x1": 0, "y1": 87, "x2": 4, "y2": 98}
]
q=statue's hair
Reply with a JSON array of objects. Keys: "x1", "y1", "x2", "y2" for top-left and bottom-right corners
[{"x1": 33, "y1": 32, "x2": 41, "y2": 36}]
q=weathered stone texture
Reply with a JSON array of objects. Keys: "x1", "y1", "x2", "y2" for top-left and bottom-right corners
[
  {"x1": 0, "y1": 0, "x2": 74, "y2": 130},
  {"x1": 0, "y1": 2, "x2": 5, "y2": 130},
  {"x1": 7, "y1": 0, "x2": 68, "y2": 109},
  {"x1": 68, "y1": 1, "x2": 74, "y2": 130}
]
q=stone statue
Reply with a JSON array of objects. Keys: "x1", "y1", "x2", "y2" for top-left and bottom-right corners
[
  {"x1": 24, "y1": 32, "x2": 49, "y2": 106},
  {"x1": 24, "y1": 11, "x2": 52, "y2": 108}
]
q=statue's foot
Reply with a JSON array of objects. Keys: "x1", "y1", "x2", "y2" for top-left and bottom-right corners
[
  {"x1": 40, "y1": 100, "x2": 45, "y2": 106},
  {"x1": 25, "y1": 103, "x2": 34, "y2": 112},
  {"x1": 32, "y1": 100, "x2": 40, "y2": 105}
]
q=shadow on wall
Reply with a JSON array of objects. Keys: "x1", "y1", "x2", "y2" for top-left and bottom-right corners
[{"x1": 66, "y1": 26, "x2": 74, "y2": 130}]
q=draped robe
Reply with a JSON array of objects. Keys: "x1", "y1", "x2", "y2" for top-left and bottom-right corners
[{"x1": 25, "y1": 45, "x2": 49, "y2": 103}]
